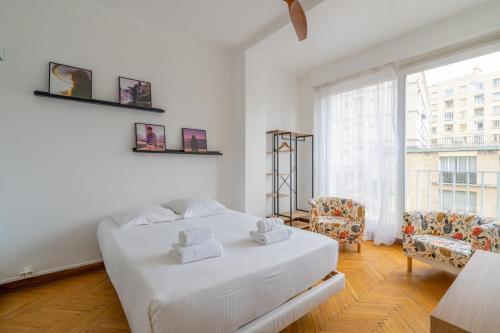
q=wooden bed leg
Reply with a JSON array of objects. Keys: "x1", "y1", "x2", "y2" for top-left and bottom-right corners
[
  {"x1": 407, "y1": 257, "x2": 412, "y2": 273},
  {"x1": 357, "y1": 243, "x2": 361, "y2": 253}
]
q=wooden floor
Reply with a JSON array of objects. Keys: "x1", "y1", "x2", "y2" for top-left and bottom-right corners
[{"x1": 0, "y1": 241, "x2": 455, "y2": 332}]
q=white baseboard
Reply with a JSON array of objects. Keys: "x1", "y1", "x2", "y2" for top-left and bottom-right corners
[{"x1": 0, "y1": 258, "x2": 104, "y2": 285}]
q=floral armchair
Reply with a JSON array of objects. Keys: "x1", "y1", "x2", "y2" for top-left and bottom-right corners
[
  {"x1": 309, "y1": 197, "x2": 365, "y2": 252},
  {"x1": 402, "y1": 211, "x2": 499, "y2": 274}
]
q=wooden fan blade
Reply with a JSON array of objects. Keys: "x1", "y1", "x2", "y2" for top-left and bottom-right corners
[{"x1": 284, "y1": 0, "x2": 307, "y2": 41}]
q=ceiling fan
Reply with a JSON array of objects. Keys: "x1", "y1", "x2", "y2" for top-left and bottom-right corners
[{"x1": 283, "y1": 0, "x2": 307, "y2": 41}]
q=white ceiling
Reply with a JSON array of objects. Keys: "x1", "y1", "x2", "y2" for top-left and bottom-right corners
[
  {"x1": 249, "y1": 0, "x2": 490, "y2": 75},
  {"x1": 90, "y1": 0, "x2": 490, "y2": 75},
  {"x1": 89, "y1": 0, "x2": 297, "y2": 49}
]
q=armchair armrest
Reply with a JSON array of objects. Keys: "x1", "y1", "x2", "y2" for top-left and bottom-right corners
[
  {"x1": 470, "y1": 222, "x2": 500, "y2": 253},
  {"x1": 308, "y1": 198, "x2": 321, "y2": 223},
  {"x1": 401, "y1": 211, "x2": 424, "y2": 241}
]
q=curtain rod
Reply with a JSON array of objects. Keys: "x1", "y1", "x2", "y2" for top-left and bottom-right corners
[{"x1": 314, "y1": 29, "x2": 500, "y2": 91}]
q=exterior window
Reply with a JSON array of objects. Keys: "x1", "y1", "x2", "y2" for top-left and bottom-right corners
[
  {"x1": 431, "y1": 127, "x2": 437, "y2": 134},
  {"x1": 444, "y1": 88, "x2": 454, "y2": 97},
  {"x1": 460, "y1": 124, "x2": 467, "y2": 132},
  {"x1": 494, "y1": 106, "x2": 500, "y2": 114},
  {"x1": 474, "y1": 94, "x2": 484, "y2": 104},
  {"x1": 474, "y1": 108, "x2": 484, "y2": 117},
  {"x1": 494, "y1": 78, "x2": 500, "y2": 88},
  {"x1": 444, "y1": 124, "x2": 453, "y2": 132},
  {"x1": 458, "y1": 98, "x2": 467, "y2": 107},
  {"x1": 459, "y1": 111, "x2": 467, "y2": 119},
  {"x1": 493, "y1": 120, "x2": 500, "y2": 129},
  {"x1": 432, "y1": 113, "x2": 437, "y2": 122},
  {"x1": 445, "y1": 100, "x2": 454, "y2": 109},
  {"x1": 474, "y1": 135, "x2": 484, "y2": 144},
  {"x1": 475, "y1": 121, "x2": 484, "y2": 131},
  {"x1": 459, "y1": 85, "x2": 467, "y2": 94},
  {"x1": 470, "y1": 82, "x2": 484, "y2": 93},
  {"x1": 442, "y1": 190, "x2": 477, "y2": 213},
  {"x1": 493, "y1": 92, "x2": 500, "y2": 101},
  {"x1": 444, "y1": 112, "x2": 453, "y2": 121},
  {"x1": 440, "y1": 156, "x2": 477, "y2": 185},
  {"x1": 431, "y1": 103, "x2": 438, "y2": 110}
]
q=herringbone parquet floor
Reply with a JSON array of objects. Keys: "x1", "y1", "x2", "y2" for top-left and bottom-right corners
[{"x1": 0, "y1": 241, "x2": 455, "y2": 332}]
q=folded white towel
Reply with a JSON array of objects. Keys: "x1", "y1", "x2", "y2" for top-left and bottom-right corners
[
  {"x1": 170, "y1": 240, "x2": 223, "y2": 264},
  {"x1": 178, "y1": 227, "x2": 214, "y2": 247},
  {"x1": 256, "y1": 218, "x2": 285, "y2": 233},
  {"x1": 250, "y1": 227, "x2": 292, "y2": 245}
]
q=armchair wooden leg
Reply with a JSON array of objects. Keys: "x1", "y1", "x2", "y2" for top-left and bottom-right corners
[
  {"x1": 407, "y1": 257, "x2": 412, "y2": 273},
  {"x1": 357, "y1": 243, "x2": 361, "y2": 253}
]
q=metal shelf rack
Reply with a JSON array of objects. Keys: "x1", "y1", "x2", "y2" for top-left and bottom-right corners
[{"x1": 266, "y1": 130, "x2": 313, "y2": 229}]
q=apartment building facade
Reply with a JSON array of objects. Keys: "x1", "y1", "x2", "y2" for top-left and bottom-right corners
[{"x1": 406, "y1": 68, "x2": 500, "y2": 217}]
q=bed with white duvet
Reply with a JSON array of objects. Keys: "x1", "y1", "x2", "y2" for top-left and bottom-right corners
[{"x1": 97, "y1": 209, "x2": 344, "y2": 333}]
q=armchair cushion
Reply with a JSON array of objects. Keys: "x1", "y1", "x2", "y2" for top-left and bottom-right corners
[
  {"x1": 315, "y1": 216, "x2": 363, "y2": 243},
  {"x1": 404, "y1": 235, "x2": 472, "y2": 270}
]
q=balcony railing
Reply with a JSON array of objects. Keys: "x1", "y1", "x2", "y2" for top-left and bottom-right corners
[
  {"x1": 406, "y1": 170, "x2": 500, "y2": 217},
  {"x1": 408, "y1": 135, "x2": 500, "y2": 150},
  {"x1": 428, "y1": 135, "x2": 500, "y2": 149}
]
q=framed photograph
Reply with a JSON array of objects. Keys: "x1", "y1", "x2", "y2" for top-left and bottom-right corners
[
  {"x1": 119, "y1": 77, "x2": 152, "y2": 108},
  {"x1": 49, "y1": 62, "x2": 92, "y2": 99},
  {"x1": 135, "y1": 123, "x2": 166, "y2": 151},
  {"x1": 182, "y1": 128, "x2": 207, "y2": 153}
]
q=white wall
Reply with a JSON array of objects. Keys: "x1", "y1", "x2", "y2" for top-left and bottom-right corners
[
  {"x1": 244, "y1": 52, "x2": 302, "y2": 217},
  {"x1": 0, "y1": 0, "x2": 233, "y2": 282}
]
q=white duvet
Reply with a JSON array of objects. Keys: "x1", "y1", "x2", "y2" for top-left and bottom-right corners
[{"x1": 97, "y1": 210, "x2": 339, "y2": 333}]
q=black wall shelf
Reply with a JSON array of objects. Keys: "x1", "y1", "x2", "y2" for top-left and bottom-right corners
[
  {"x1": 34, "y1": 90, "x2": 165, "y2": 113},
  {"x1": 132, "y1": 148, "x2": 222, "y2": 156}
]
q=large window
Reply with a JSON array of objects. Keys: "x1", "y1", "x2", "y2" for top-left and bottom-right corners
[
  {"x1": 440, "y1": 156, "x2": 477, "y2": 184},
  {"x1": 405, "y1": 50, "x2": 500, "y2": 218}
]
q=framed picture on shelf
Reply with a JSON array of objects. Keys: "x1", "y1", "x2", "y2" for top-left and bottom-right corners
[
  {"x1": 49, "y1": 62, "x2": 92, "y2": 99},
  {"x1": 182, "y1": 128, "x2": 207, "y2": 153},
  {"x1": 135, "y1": 123, "x2": 166, "y2": 151},
  {"x1": 119, "y1": 77, "x2": 152, "y2": 108}
]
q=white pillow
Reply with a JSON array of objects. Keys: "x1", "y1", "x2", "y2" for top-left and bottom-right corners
[
  {"x1": 165, "y1": 198, "x2": 226, "y2": 219},
  {"x1": 111, "y1": 205, "x2": 180, "y2": 228}
]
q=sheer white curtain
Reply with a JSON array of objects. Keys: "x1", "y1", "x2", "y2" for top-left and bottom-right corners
[{"x1": 314, "y1": 65, "x2": 402, "y2": 245}]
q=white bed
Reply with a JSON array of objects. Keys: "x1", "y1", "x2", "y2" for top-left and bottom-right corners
[{"x1": 97, "y1": 210, "x2": 345, "y2": 333}]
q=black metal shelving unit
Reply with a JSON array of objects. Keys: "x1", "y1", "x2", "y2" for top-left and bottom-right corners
[{"x1": 266, "y1": 130, "x2": 313, "y2": 229}]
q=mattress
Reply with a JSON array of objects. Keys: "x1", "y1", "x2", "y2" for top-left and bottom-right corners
[{"x1": 97, "y1": 210, "x2": 339, "y2": 333}]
